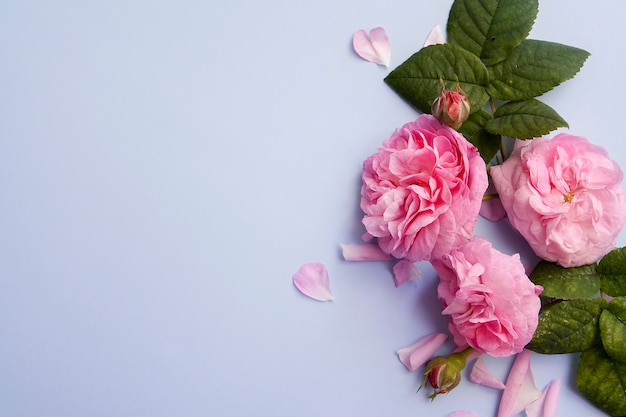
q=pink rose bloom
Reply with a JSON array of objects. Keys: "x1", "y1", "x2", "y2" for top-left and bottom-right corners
[
  {"x1": 490, "y1": 134, "x2": 626, "y2": 267},
  {"x1": 432, "y1": 237, "x2": 542, "y2": 357},
  {"x1": 361, "y1": 115, "x2": 487, "y2": 262}
]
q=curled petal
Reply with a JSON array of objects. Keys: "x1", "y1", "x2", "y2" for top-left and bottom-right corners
[
  {"x1": 447, "y1": 412, "x2": 479, "y2": 417},
  {"x1": 392, "y1": 260, "x2": 421, "y2": 286},
  {"x1": 470, "y1": 356, "x2": 506, "y2": 390},
  {"x1": 498, "y1": 350, "x2": 542, "y2": 417},
  {"x1": 353, "y1": 27, "x2": 390, "y2": 66},
  {"x1": 396, "y1": 333, "x2": 448, "y2": 371},
  {"x1": 293, "y1": 262, "x2": 334, "y2": 301},
  {"x1": 340, "y1": 243, "x2": 393, "y2": 261},
  {"x1": 525, "y1": 379, "x2": 561, "y2": 417},
  {"x1": 423, "y1": 24, "x2": 446, "y2": 47}
]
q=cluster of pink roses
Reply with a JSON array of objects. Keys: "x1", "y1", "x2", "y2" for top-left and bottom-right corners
[{"x1": 359, "y1": 114, "x2": 626, "y2": 358}]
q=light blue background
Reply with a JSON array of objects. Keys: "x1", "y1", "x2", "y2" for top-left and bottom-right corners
[{"x1": 0, "y1": 1, "x2": 622, "y2": 416}]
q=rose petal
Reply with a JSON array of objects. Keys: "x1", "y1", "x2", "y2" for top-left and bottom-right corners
[
  {"x1": 447, "y1": 412, "x2": 479, "y2": 417},
  {"x1": 392, "y1": 260, "x2": 421, "y2": 286},
  {"x1": 525, "y1": 379, "x2": 561, "y2": 417},
  {"x1": 293, "y1": 262, "x2": 334, "y2": 301},
  {"x1": 353, "y1": 27, "x2": 390, "y2": 66},
  {"x1": 396, "y1": 332, "x2": 448, "y2": 371},
  {"x1": 470, "y1": 356, "x2": 506, "y2": 390},
  {"x1": 498, "y1": 350, "x2": 542, "y2": 417},
  {"x1": 340, "y1": 243, "x2": 393, "y2": 261},
  {"x1": 480, "y1": 184, "x2": 506, "y2": 221},
  {"x1": 423, "y1": 24, "x2": 446, "y2": 47}
]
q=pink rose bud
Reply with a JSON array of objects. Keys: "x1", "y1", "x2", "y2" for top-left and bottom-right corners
[
  {"x1": 431, "y1": 85, "x2": 471, "y2": 130},
  {"x1": 420, "y1": 348, "x2": 473, "y2": 399}
]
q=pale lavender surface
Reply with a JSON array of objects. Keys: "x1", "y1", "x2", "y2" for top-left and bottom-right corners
[{"x1": 0, "y1": 1, "x2": 622, "y2": 416}]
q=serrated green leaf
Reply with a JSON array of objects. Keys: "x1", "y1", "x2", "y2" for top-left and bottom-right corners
[
  {"x1": 384, "y1": 44, "x2": 490, "y2": 114},
  {"x1": 527, "y1": 298, "x2": 606, "y2": 354},
  {"x1": 577, "y1": 346, "x2": 626, "y2": 417},
  {"x1": 598, "y1": 247, "x2": 626, "y2": 296},
  {"x1": 457, "y1": 110, "x2": 501, "y2": 163},
  {"x1": 447, "y1": 0, "x2": 538, "y2": 66},
  {"x1": 529, "y1": 260, "x2": 599, "y2": 300},
  {"x1": 485, "y1": 99, "x2": 568, "y2": 139},
  {"x1": 487, "y1": 39, "x2": 590, "y2": 100},
  {"x1": 600, "y1": 307, "x2": 626, "y2": 363}
]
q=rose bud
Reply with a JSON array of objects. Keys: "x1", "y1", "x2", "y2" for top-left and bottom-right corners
[
  {"x1": 431, "y1": 85, "x2": 471, "y2": 130},
  {"x1": 420, "y1": 348, "x2": 473, "y2": 399}
]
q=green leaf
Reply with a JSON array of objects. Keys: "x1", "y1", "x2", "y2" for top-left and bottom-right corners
[
  {"x1": 447, "y1": 0, "x2": 538, "y2": 66},
  {"x1": 600, "y1": 297, "x2": 626, "y2": 363},
  {"x1": 598, "y1": 247, "x2": 626, "y2": 296},
  {"x1": 487, "y1": 39, "x2": 590, "y2": 100},
  {"x1": 529, "y1": 260, "x2": 599, "y2": 300},
  {"x1": 527, "y1": 298, "x2": 607, "y2": 354},
  {"x1": 384, "y1": 44, "x2": 490, "y2": 114},
  {"x1": 485, "y1": 99, "x2": 568, "y2": 139},
  {"x1": 577, "y1": 346, "x2": 626, "y2": 417},
  {"x1": 457, "y1": 110, "x2": 501, "y2": 163}
]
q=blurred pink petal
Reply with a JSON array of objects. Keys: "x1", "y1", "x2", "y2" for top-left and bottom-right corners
[
  {"x1": 392, "y1": 260, "x2": 421, "y2": 286},
  {"x1": 480, "y1": 184, "x2": 506, "y2": 221},
  {"x1": 293, "y1": 262, "x2": 334, "y2": 301},
  {"x1": 423, "y1": 24, "x2": 446, "y2": 47},
  {"x1": 396, "y1": 333, "x2": 448, "y2": 371},
  {"x1": 498, "y1": 350, "x2": 542, "y2": 417},
  {"x1": 448, "y1": 412, "x2": 479, "y2": 417},
  {"x1": 340, "y1": 243, "x2": 393, "y2": 261},
  {"x1": 353, "y1": 27, "x2": 390, "y2": 66},
  {"x1": 525, "y1": 379, "x2": 561, "y2": 417},
  {"x1": 470, "y1": 356, "x2": 506, "y2": 390}
]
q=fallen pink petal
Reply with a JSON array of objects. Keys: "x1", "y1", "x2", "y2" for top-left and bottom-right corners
[
  {"x1": 498, "y1": 350, "x2": 542, "y2": 417},
  {"x1": 525, "y1": 379, "x2": 561, "y2": 417},
  {"x1": 340, "y1": 243, "x2": 393, "y2": 261},
  {"x1": 447, "y1": 412, "x2": 479, "y2": 417},
  {"x1": 423, "y1": 24, "x2": 446, "y2": 47},
  {"x1": 396, "y1": 332, "x2": 448, "y2": 371},
  {"x1": 470, "y1": 356, "x2": 506, "y2": 390},
  {"x1": 292, "y1": 262, "x2": 334, "y2": 301},
  {"x1": 353, "y1": 27, "x2": 391, "y2": 66},
  {"x1": 392, "y1": 259, "x2": 421, "y2": 286}
]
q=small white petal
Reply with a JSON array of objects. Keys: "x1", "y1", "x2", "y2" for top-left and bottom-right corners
[
  {"x1": 498, "y1": 350, "x2": 542, "y2": 417},
  {"x1": 423, "y1": 24, "x2": 446, "y2": 47},
  {"x1": 293, "y1": 262, "x2": 334, "y2": 301},
  {"x1": 525, "y1": 379, "x2": 561, "y2": 417},
  {"x1": 470, "y1": 356, "x2": 506, "y2": 390},
  {"x1": 353, "y1": 27, "x2": 391, "y2": 66}
]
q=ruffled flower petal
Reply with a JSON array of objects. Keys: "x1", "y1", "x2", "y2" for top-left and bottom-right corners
[
  {"x1": 396, "y1": 332, "x2": 448, "y2": 371},
  {"x1": 423, "y1": 24, "x2": 446, "y2": 47},
  {"x1": 292, "y1": 262, "x2": 334, "y2": 301},
  {"x1": 525, "y1": 379, "x2": 561, "y2": 417},
  {"x1": 353, "y1": 27, "x2": 391, "y2": 66},
  {"x1": 470, "y1": 356, "x2": 506, "y2": 390},
  {"x1": 340, "y1": 243, "x2": 393, "y2": 261},
  {"x1": 392, "y1": 259, "x2": 421, "y2": 286},
  {"x1": 498, "y1": 350, "x2": 542, "y2": 417}
]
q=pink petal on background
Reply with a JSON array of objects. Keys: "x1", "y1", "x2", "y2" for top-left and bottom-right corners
[
  {"x1": 423, "y1": 24, "x2": 446, "y2": 47},
  {"x1": 340, "y1": 243, "x2": 393, "y2": 261},
  {"x1": 498, "y1": 350, "x2": 542, "y2": 417},
  {"x1": 396, "y1": 333, "x2": 448, "y2": 371},
  {"x1": 470, "y1": 356, "x2": 506, "y2": 390},
  {"x1": 480, "y1": 184, "x2": 506, "y2": 221},
  {"x1": 525, "y1": 379, "x2": 561, "y2": 417},
  {"x1": 353, "y1": 27, "x2": 391, "y2": 66},
  {"x1": 448, "y1": 412, "x2": 479, "y2": 417},
  {"x1": 393, "y1": 260, "x2": 421, "y2": 286},
  {"x1": 293, "y1": 262, "x2": 334, "y2": 301}
]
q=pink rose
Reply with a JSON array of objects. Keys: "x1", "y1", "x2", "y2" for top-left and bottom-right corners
[
  {"x1": 361, "y1": 114, "x2": 488, "y2": 262},
  {"x1": 433, "y1": 237, "x2": 542, "y2": 357},
  {"x1": 490, "y1": 134, "x2": 626, "y2": 267}
]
